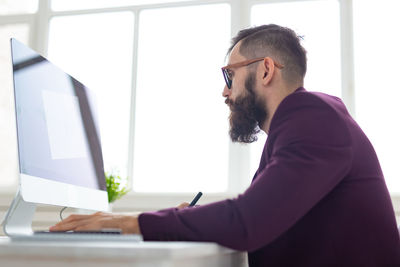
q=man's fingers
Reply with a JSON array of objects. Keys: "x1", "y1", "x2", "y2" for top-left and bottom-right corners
[
  {"x1": 59, "y1": 214, "x2": 92, "y2": 224},
  {"x1": 50, "y1": 221, "x2": 80, "y2": 231},
  {"x1": 177, "y1": 202, "x2": 190, "y2": 209},
  {"x1": 49, "y1": 212, "x2": 140, "y2": 234},
  {"x1": 56, "y1": 212, "x2": 110, "y2": 225},
  {"x1": 50, "y1": 216, "x2": 98, "y2": 231},
  {"x1": 75, "y1": 219, "x2": 116, "y2": 232},
  {"x1": 73, "y1": 223, "x2": 103, "y2": 232}
]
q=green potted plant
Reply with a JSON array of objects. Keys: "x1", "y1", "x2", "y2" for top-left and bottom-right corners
[{"x1": 105, "y1": 171, "x2": 130, "y2": 211}]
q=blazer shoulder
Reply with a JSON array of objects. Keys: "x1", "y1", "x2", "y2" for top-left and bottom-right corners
[
  {"x1": 280, "y1": 90, "x2": 346, "y2": 112},
  {"x1": 269, "y1": 91, "x2": 352, "y2": 147}
]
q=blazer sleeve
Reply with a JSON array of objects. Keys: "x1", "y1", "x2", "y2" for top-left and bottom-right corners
[{"x1": 138, "y1": 93, "x2": 353, "y2": 251}]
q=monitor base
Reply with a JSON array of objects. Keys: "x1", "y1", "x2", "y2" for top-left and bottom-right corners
[{"x1": 2, "y1": 189, "x2": 36, "y2": 236}]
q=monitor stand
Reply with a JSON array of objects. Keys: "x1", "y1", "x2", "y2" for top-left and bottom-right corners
[{"x1": 2, "y1": 188, "x2": 36, "y2": 236}]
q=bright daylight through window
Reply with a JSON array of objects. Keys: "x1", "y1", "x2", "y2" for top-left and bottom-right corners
[
  {"x1": 353, "y1": 0, "x2": 400, "y2": 193},
  {"x1": 48, "y1": 12, "x2": 134, "y2": 178},
  {"x1": 133, "y1": 4, "x2": 231, "y2": 192}
]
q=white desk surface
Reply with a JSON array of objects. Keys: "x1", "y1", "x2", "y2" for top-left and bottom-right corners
[{"x1": 0, "y1": 236, "x2": 247, "y2": 267}]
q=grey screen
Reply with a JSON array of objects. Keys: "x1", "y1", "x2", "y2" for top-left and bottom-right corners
[{"x1": 11, "y1": 39, "x2": 106, "y2": 191}]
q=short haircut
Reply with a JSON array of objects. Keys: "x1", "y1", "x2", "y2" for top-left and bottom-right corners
[{"x1": 228, "y1": 24, "x2": 307, "y2": 85}]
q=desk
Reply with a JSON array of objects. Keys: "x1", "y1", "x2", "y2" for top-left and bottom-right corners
[{"x1": 0, "y1": 236, "x2": 247, "y2": 267}]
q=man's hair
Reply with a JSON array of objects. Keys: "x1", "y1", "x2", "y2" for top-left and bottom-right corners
[{"x1": 228, "y1": 24, "x2": 307, "y2": 85}]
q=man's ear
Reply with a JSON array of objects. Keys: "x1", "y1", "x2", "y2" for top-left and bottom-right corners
[{"x1": 261, "y1": 57, "x2": 275, "y2": 86}]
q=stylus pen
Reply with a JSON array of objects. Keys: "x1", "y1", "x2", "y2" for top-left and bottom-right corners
[{"x1": 189, "y1": 192, "x2": 203, "y2": 206}]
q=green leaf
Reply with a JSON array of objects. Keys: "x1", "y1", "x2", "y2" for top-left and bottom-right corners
[{"x1": 105, "y1": 171, "x2": 130, "y2": 203}]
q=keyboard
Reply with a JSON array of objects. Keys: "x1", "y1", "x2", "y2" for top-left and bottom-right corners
[{"x1": 9, "y1": 230, "x2": 143, "y2": 242}]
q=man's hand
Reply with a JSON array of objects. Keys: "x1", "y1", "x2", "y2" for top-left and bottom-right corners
[
  {"x1": 49, "y1": 212, "x2": 141, "y2": 234},
  {"x1": 50, "y1": 202, "x2": 190, "y2": 233},
  {"x1": 177, "y1": 202, "x2": 190, "y2": 209}
]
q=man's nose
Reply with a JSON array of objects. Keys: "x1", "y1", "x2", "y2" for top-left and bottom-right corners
[{"x1": 222, "y1": 85, "x2": 231, "y2": 98}]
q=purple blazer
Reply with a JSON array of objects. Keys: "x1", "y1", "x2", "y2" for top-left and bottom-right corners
[{"x1": 139, "y1": 88, "x2": 400, "y2": 266}]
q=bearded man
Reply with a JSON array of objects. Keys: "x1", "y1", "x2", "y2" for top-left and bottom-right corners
[{"x1": 51, "y1": 24, "x2": 400, "y2": 266}]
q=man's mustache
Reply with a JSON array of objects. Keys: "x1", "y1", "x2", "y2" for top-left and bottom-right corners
[{"x1": 225, "y1": 98, "x2": 234, "y2": 109}]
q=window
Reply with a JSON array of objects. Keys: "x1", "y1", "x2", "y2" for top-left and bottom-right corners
[
  {"x1": 133, "y1": 4, "x2": 231, "y2": 192},
  {"x1": 251, "y1": 0, "x2": 341, "y2": 98},
  {"x1": 0, "y1": 0, "x2": 33, "y2": 189},
  {"x1": 48, "y1": 12, "x2": 134, "y2": 177},
  {"x1": 353, "y1": 0, "x2": 400, "y2": 193},
  {"x1": 0, "y1": 0, "x2": 38, "y2": 15}
]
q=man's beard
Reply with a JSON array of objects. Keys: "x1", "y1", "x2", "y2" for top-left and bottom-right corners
[{"x1": 226, "y1": 72, "x2": 268, "y2": 143}]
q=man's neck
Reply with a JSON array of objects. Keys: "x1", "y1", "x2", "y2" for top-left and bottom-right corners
[{"x1": 262, "y1": 83, "x2": 303, "y2": 134}]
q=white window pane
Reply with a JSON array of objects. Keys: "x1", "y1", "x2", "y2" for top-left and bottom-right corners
[
  {"x1": 251, "y1": 0, "x2": 341, "y2": 97},
  {"x1": 0, "y1": 0, "x2": 38, "y2": 15},
  {"x1": 353, "y1": 0, "x2": 400, "y2": 193},
  {"x1": 52, "y1": 0, "x2": 194, "y2": 11},
  {"x1": 48, "y1": 12, "x2": 134, "y2": 178},
  {"x1": 133, "y1": 4, "x2": 231, "y2": 193},
  {"x1": 249, "y1": 132, "x2": 267, "y2": 178},
  {"x1": 0, "y1": 24, "x2": 29, "y2": 187},
  {"x1": 250, "y1": 0, "x2": 341, "y2": 176}
]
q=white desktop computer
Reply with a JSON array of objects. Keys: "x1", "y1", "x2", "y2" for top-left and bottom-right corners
[{"x1": 2, "y1": 39, "x2": 139, "y2": 241}]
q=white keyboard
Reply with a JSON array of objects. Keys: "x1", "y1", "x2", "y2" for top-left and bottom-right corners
[{"x1": 9, "y1": 231, "x2": 143, "y2": 242}]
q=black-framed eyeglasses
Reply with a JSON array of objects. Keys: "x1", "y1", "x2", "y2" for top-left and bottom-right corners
[{"x1": 221, "y1": 57, "x2": 284, "y2": 89}]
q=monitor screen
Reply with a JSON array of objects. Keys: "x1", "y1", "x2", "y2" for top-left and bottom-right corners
[{"x1": 11, "y1": 38, "x2": 107, "y2": 195}]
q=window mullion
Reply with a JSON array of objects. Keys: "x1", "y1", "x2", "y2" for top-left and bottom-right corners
[
  {"x1": 127, "y1": 9, "x2": 140, "y2": 191},
  {"x1": 33, "y1": 0, "x2": 50, "y2": 55},
  {"x1": 339, "y1": 0, "x2": 355, "y2": 117},
  {"x1": 226, "y1": 0, "x2": 253, "y2": 193}
]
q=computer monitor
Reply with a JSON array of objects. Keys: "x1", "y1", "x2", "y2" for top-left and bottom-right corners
[{"x1": 3, "y1": 39, "x2": 109, "y2": 236}]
